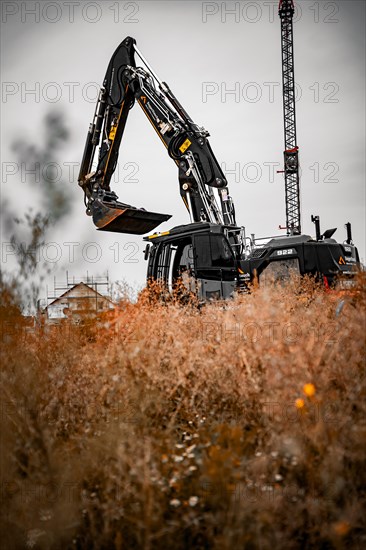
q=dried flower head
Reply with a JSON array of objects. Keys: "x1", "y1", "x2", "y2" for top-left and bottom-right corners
[{"x1": 303, "y1": 383, "x2": 316, "y2": 397}]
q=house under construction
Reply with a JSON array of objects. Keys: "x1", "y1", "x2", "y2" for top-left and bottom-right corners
[{"x1": 43, "y1": 274, "x2": 115, "y2": 324}]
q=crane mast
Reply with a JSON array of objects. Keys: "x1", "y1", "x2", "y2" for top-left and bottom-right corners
[{"x1": 279, "y1": 0, "x2": 301, "y2": 235}]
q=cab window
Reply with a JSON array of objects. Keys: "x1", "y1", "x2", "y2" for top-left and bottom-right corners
[{"x1": 194, "y1": 235, "x2": 235, "y2": 269}]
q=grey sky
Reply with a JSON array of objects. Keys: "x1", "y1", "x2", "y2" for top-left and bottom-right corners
[{"x1": 1, "y1": 0, "x2": 365, "y2": 295}]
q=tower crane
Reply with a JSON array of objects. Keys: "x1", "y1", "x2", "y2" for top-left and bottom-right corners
[{"x1": 279, "y1": 0, "x2": 301, "y2": 235}]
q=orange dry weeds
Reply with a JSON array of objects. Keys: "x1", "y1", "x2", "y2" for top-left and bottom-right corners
[{"x1": 1, "y1": 274, "x2": 365, "y2": 549}]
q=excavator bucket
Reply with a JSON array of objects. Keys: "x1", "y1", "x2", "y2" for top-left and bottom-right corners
[{"x1": 91, "y1": 195, "x2": 171, "y2": 235}]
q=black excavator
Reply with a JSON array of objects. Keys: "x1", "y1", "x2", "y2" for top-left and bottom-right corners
[
  {"x1": 78, "y1": 1, "x2": 360, "y2": 300},
  {"x1": 78, "y1": 36, "x2": 243, "y2": 300}
]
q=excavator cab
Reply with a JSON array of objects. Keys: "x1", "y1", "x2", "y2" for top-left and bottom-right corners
[{"x1": 145, "y1": 223, "x2": 240, "y2": 300}]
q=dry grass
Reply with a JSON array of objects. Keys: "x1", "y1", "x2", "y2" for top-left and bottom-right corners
[{"x1": 1, "y1": 275, "x2": 365, "y2": 549}]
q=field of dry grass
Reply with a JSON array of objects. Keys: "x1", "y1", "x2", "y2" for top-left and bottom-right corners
[{"x1": 1, "y1": 276, "x2": 365, "y2": 549}]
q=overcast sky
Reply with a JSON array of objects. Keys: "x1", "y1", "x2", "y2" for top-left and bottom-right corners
[{"x1": 1, "y1": 0, "x2": 365, "y2": 297}]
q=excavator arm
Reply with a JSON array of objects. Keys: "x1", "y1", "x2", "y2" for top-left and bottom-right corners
[{"x1": 78, "y1": 37, "x2": 236, "y2": 235}]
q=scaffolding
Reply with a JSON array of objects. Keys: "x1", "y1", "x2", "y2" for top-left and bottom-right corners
[{"x1": 44, "y1": 272, "x2": 112, "y2": 318}]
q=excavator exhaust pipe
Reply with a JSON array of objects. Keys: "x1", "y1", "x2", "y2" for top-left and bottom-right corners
[{"x1": 91, "y1": 192, "x2": 171, "y2": 235}]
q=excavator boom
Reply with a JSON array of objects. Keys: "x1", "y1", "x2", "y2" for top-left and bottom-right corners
[{"x1": 78, "y1": 37, "x2": 236, "y2": 235}]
